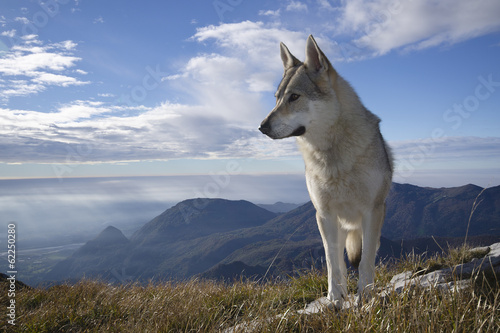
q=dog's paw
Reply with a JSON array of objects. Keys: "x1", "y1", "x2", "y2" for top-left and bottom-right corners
[
  {"x1": 330, "y1": 298, "x2": 343, "y2": 311},
  {"x1": 298, "y1": 297, "x2": 341, "y2": 314},
  {"x1": 324, "y1": 296, "x2": 344, "y2": 311},
  {"x1": 354, "y1": 291, "x2": 379, "y2": 310}
]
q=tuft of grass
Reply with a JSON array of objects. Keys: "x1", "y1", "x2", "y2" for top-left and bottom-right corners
[{"x1": 1, "y1": 245, "x2": 498, "y2": 332}]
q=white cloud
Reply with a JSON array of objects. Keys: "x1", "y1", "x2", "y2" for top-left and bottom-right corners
[
  {"x1": 246, "y1": 71, "x2": 276, "y2": 92},
  {"x1": 286, "y1": 1, "x2": 308, "y2": 12},
  {"x1": 193, "y1": 21, "x2": 307, "y2": 67},
  {"x1": 183, "y1": 54, "x2": 246, "y2": 85},
  {"x1": 317, "y1": 0, "x2": 335, "y2": 11},
  {"x1": 259, "y1": 9, "x2": 281, "y2": 17},
  {"x1": 74, "y1": 69, "x2": 88, "y2": 75},
  {"x1": 337, "y1": 0, "x2": 500, "y2": 55},
  {"x1": 165, "y1": 53, "x2": 256, "y2": 124},
  {"x1": 190, "y1": 20, "x2": 339, "y2": 90},
  {"x1": 161, "y1": 73, "x2": 188, "y2": 81},
  {"x1": 0, "y1": 52, "x2": 79, "y2": 75},
  {"x1": 0, "y1": 80, "x2": 45, "y2": 98},
  {"x1": 21, "y1": 34, "x2": 41, "y2": 42},
  {"x1": 0, "y1": 100, "x2": 108, "y2": 133},
  {"x1": 93, "y1": 16, "x2": 104, "y2": 24},
  {"x1": 14, "y1": 17, "x2": 30, "y2": 25},
  {"x1": 33, "y1": 72, "x2": 89, "y2": 87},
  {"x1": 0, "y1": 36, "x2": 88, "y2": 101},
  {"x1": 53, "y1": 40, "x2": 78, "y2": 51},
  {"x1": 1, "y1": 29, "x2": 16, "y2": 38}
]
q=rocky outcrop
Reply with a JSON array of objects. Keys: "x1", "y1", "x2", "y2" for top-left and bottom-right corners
[
  {"x1": 388, "y1": 242, "x2": 500, "y2": 294},
  {"x1": 300, "y1": 242, "x2": 500, "y2": 314}
]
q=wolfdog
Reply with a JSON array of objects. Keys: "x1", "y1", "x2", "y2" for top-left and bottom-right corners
[{"x1": 259, "y1": 35, "x2": 393, "y2": 309}]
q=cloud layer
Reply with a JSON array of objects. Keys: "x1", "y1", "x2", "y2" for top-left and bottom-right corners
[
  {"x1": 1, "y1": 1, "x2": 499, "y2": 172},
  {"x1": 1, "y1": 22, "x2": 306, "y2": 164},
  {"x1": 0, "y1": 97, "x2": 298, "y2": 164}
]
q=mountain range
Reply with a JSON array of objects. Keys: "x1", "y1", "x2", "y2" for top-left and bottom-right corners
[{"x1": 44, "y1": 183, "x2": 500, "y2": 284}]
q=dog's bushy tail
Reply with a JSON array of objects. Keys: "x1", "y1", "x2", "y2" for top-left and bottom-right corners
[{"x1": 346, "y1": 230, "x2": 362, "y2": 268}]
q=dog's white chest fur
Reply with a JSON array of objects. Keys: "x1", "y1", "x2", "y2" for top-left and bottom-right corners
[{"x1": 297, "y1": 137, "x2": 378, "y2": 229}]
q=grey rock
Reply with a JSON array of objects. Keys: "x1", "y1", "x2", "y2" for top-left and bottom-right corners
[{"x1": 385, "y1": 242, "x2": 500, "y2": 296}]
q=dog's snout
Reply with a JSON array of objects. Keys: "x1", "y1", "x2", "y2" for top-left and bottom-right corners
[{"x1": 259, "y1": 120, "x2": 271, "y2": 135}]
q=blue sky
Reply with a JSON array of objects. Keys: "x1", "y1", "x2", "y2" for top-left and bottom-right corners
[{"x1": 1, "y1": 0, "x2": 500, "y2": 187}]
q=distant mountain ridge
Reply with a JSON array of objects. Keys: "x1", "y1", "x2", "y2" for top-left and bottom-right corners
[
  {"x1": 384, "y1": 183, "x2": 500, "y2": 239},
  {"x1": 44, "y1": 183, "x2": 500, "y2": 284},
  {"x1": 257, "y1": 202, "x2": 303, "y2": 214}
]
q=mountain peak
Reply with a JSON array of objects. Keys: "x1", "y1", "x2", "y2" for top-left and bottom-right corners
[
  {"x1": 92, "y1": 226, "x2": 129, "y2": 245},
  {"x1": 174, "y1": 198, "x2": 256, "y2": 225},
  {"x1": 131, "y1": 198, "x2": 277, "y2": 244}
]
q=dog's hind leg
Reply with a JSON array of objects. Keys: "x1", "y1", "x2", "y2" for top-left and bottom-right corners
[
  {"x1": 357, "y1": 204, "x2": 385, "y2": 300},
  {"x1": 316, "y1": 212, "x2": 348, "y2": 310}
]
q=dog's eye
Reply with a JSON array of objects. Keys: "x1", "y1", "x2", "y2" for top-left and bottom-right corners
[{"x1": 289, "y1": 94, "x2": 300, "y2": 102}]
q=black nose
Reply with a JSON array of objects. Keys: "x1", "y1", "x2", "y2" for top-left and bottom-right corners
[{"x1": 259, "y1": 120, "x2": 271, "y2": 135}]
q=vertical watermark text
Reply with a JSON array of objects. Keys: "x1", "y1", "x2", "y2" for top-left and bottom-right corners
[{"x1": 6, "y1": 223, "x2": 17, "y2": 326}]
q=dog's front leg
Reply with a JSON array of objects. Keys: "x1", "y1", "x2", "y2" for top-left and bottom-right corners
[{"x1": 316, "y1": 212, "x2": 347, "y2": 310}]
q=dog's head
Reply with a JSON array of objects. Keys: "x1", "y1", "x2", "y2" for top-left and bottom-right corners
[{"x1": 259, "y1": 35, "x2": 338, "y2": 140}]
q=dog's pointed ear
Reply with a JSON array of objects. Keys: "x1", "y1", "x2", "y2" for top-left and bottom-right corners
[
  {"x1": 280, "y1": 42, "x2": 300, "y2": 69},
  {"x1": 304, "y1": 35, "x2": 328, "y2": 73}
]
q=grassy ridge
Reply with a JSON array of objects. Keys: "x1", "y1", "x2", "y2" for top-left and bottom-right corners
[{"x1": 2, "y1": 246, "x2": 499, "y2": 332}]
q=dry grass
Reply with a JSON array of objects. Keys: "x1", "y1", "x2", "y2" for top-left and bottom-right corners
[{"x1": 1, "y1": 245, "x2": 498, "y2": 332}]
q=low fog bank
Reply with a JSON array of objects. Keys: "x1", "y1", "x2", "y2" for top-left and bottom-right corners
[{"x1": 0, "y1": 174, "x2": 309, "y2": 249}]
